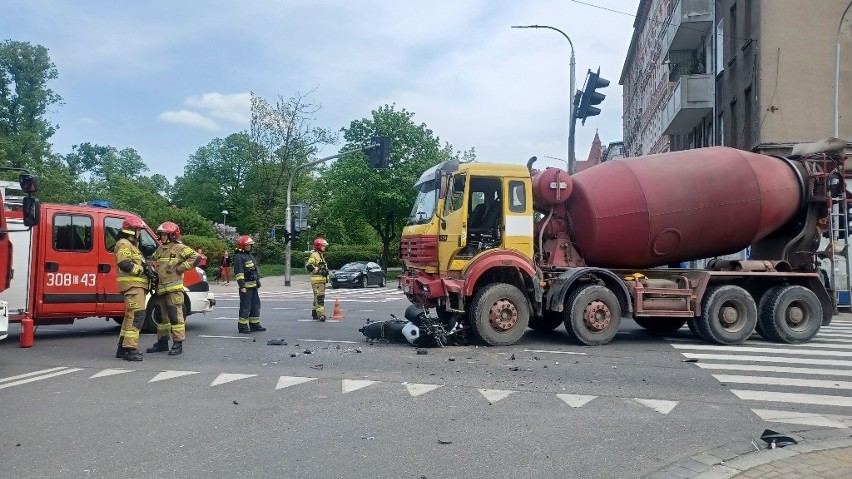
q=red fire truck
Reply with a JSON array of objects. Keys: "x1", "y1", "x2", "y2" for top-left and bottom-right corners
[{"x1": 0, "y1": 192, "x2": 215, "y2": 338}]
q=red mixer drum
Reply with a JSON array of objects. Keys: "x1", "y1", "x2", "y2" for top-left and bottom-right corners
[{"x1": 567, "y1": 147, "x2": 803, "y2": 268}]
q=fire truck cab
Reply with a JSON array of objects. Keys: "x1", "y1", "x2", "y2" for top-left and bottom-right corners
[{"x1": 0, "y1": 196, "x2": 215, "y2": 334}]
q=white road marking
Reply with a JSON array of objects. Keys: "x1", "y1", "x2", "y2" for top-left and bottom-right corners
[
  {"x1": 695, "y1": 362, "x2": 852, "y2": 377},
  {"x1": 276, "y1": 376, "x2": 316, "y2": 390},
  {"x1": 681, "y1": 353, "x2": 852, "y2": 367},
  {"x1": 732, "y1": 389, "x2": 852, "y2": 407},
  {"x1": 815, "y1": 332, "x2": 852, "y2": 338},
  {"x1": 214, "y1": 317, "x2": 233, "y2": 320},
  {"x1": 90, "y1": 369, "x2": 134, "y2": 379},
  {"x1": 272, "y1": 307, "x2": 295, "y2": 310},
  {"x1": 0, "y1": 367, "x2": 83, "y2": 390},
  {"x1": 478, "y1": 388, "x2": 515, "y2": 403},
  {"x1": 149, "y1": 370, "x2": 200, "y2": 383},
  {"x1": 199, "y1": 335, "x2": 251, "y2": 339},
  {"x1": 405, "y1": 383, "x2": 442, "y2": 397},
  {"x1": 752, "y1": 409, "x2": 848, "y2": 429},
  {"x1": 211, "y1": 373, "x2": 257, "y2": 387},
  {"x1": 216, "y1": 306, "x2": 239, "y2": 309},
  {"x1": 713, "y1": 374, "x2": 852, "y2": 390},
  {"x1": 523, "y1": 349, "x2": 587, "y2": 356},
  {"x1": 557, "y1": 393, "x2": 596, "y2": 408},
  {"x1": 0, "y1": 367, "x2": 68, "y2": 383},
  {"x1": 670, "y1": 344, "x2": 852, "y2": 357},
  {"x1": 297, "y1": 339, "x2": 359, "y2": 344},
  {"x1": 342, "y1": 379, "x2": 378, "y2": 393},
  {"x1": 634, "y1": 398, "x2": 678, "y2": 414}
]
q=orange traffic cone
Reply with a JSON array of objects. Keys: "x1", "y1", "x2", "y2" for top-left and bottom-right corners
[{"x1": 330, "y1": 298, "x2": 344, "y2": 320}]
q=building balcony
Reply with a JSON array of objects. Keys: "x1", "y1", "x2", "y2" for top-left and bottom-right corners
[
  {"x1": 661, "y1": 74, "x2": 713, "y2": 135},
  {"x1": 661, "y1": 0, "x2": 713, "y2": 56}
]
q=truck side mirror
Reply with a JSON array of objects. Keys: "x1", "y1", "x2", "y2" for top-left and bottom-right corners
[{"x1": 22, "y1": 197, "x2": 40, "y2": 227}]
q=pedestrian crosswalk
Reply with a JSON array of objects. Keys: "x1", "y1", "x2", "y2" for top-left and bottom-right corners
[
  {"x1": 216, "y1": 286, "x2": 404, "y2": 302},
  {"x1": 670, "y1": 320, "x2": 852, "y2": 429}
]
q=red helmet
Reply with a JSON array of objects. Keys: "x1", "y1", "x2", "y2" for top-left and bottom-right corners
[
  {"x1": 313, "y1": 237, "x2": 328, "y2": 251},
  {"x1": 121, "y1": 217, "x2": 145, "y2": 235},
  {"x1": 156, "y1": 221, "x2": 181, "y2": 241},
  {"x1": 237, "y1": 235, "x2": 255, "y2": 250}
]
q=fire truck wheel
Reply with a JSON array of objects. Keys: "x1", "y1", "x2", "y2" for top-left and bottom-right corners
[
  {"x1": 697, "y1": 285, "x2": 758, "y2": 345},
  {"x1": 565, "y1": 285, "x2": 621, "y2": 346},
  {"x1": 469, "y1": 283, "x2": 530, "y2": 346},
  {"x1": 528, "y1": 311, "x2": 564, "y2": 332},
  {"x1": 758, "y1": 285, "x2": 822, "y2": 344},
  {"x1": 142, "y1": 300, "x2": 162, "y2": 334},
  {"x1": 633, "y1": 317, "x2": 687, "y2": 333}
]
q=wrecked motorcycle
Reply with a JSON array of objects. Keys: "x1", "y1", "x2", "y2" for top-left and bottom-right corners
[{"x1": 359, "y1": 305, "x2": 469, "y2": 347}]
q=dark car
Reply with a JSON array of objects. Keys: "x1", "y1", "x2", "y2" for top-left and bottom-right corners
[{"x1": 330, "y1": 261, "x2": 386, "y2": 288}]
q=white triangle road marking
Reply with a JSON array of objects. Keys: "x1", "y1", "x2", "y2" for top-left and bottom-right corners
[
  {"x1": 90, "y1": 369, "x2": 134, "y2": 379},
  {"x1": 276, "y1": 376, "x2": 317, "y2": 390},
  {"x1": 405, "y1": 383, "x2": 442, "y2": 397},
  {"x1": 752, "y1": 409, "x2": 848, "y2": 429},
  {"x1": 149, "y1": 370, "x2": 200, "y2": 383},
  {"x1": 211, "y1": 373, "x2": 257, "y2": 387},
  {"x1": 557, "y1": 393, "x2": 597, "y2": 408},
  {"x1": 634, "y1": 398, "x2": 678, "y2": 414},
  {"x1": 478, "y1": 388, "x2": 515, "y2": 403},
  {"x1": 342, "y1": 379, "x2": 378, "y2": 393}
]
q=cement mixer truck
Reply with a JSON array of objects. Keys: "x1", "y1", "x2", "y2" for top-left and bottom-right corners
[{"x1": 398, "y1": 140, "x2": 849, "y2": 347}]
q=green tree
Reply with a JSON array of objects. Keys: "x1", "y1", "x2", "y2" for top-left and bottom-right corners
[{"x1": 317, "y1": 104, "x2": 465, "y2": 268}]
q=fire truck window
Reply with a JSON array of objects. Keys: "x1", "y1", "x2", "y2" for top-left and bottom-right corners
[
  {"x1": 138, "y1": 229, "x2": 158, "y2": 258},
  {"x1": 104, "y1": 216, "x2": 124, "y2": 252},
  {"x1": 509, "y1": 181, "x2": 526, "y2": 213},
  {"x1": 53, "y1": 214, "x2": 93, "y2": 252}
]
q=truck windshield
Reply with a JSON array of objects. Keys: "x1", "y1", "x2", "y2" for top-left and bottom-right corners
[{"x1": 408, "y1": 182, "x2": 438, "y2": 225}]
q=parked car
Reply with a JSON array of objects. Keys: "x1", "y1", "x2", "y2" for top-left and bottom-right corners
[{"x1": 330, "y1": 261, "x2": 386, "y2": 288}]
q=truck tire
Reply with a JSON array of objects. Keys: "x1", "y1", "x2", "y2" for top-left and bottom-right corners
[
  {"x1": 758, "y1": 285, "x2": 822, "y2": 343},
  {"x1": 528, "y1": 310, "x2": 564, "y2": 332},
  {"x1": 754, "y1": 287, "x2": 781, "y2": 340},
  {"x1": 469, "y1": 283, "x2": 530, "y2": 346},
  {"x1": 634, "y1": 317, "x2": 687, "y2": 333},
  {"x1": 696, "y1": 285, "x2": 757, "y2": 345},
  {"x1": 686, "y1": 318, "x2": 710, "y2": 341},
  {"x1": 564, "y1": 285, "x2": 622, "y2": 346}
]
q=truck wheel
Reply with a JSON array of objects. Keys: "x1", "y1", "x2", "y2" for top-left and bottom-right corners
[
  {"x1": 686, "y1": 318, "x2": 710, "y2": 341},
  {"x1": 758, "y1": 285, "x2": 822, "y2": 343},
  {"x1": 469, "y1": 283, "x2": 530, "y2": 346},
  {"x1": 528, "y1": 311, "x2": 564, "y2": 332},
  {"x1": 696, "y1": 285, "x2": 757, "y2": 345},
  {"x1": 142, "y1": 300, "x2": 161, "y2": 334},
  {"x1": 634, "y1": 317, "x2": 687, "y2": 333},
  {"x1": 565, "y1": 285, "x2": 622, "y2": 346}
]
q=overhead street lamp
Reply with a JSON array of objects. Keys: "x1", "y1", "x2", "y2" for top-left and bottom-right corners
[
  {"x1": 222, "y1": 210, "x2": 228, "y2": 226},
  {"x1": 512, "y1": 24, "x2": 577, "y2": 173},
  {"x1": 834, "y1": 0, "x2": 852, "y2": 137}
]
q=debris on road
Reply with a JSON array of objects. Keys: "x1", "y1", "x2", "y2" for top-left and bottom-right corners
[{"x1": 266, "y1": 338, "x2": 287, "y2": 346}]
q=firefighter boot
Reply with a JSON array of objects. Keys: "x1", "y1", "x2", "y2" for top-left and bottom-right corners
[
  {"x1": 249, "y1": 323, "x2": 266, "y2": 332},
  {"x1": 168, "y1": 341, "x2": 183, "y2": 356},
  {"x1": 116, "y1": 337, "x2": 125, "y2": 359},
  {"x1": 146, "y1": 337, "x2": 169, "y2": 353},
  {"x1": 123, "y1": 349, "x2": 143, "y2": 361},
  {"x1": 238, "y1": 323, "x2": 250, "y2": 334}
]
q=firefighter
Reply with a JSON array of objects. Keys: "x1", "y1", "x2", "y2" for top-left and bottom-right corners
[
  {"x1": 114, "y1": 217, "x2": 150, "y2": 361},
  {"x1": 145, "y1": 221, "x2": 199, "y2": 356},
  {"x1": 234, "y1": 235, "x2": 265, "y2": 333},
  {"x1": 306, "y1": 237, "x2": 330, "y2": 321}
]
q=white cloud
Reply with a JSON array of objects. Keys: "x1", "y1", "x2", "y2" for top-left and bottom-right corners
[
  {"x1": 184, "y1": 92, "x2": 251, "y2": 125},
  {"x1": 158, "y1": 110, "x2": 218, "y2": 130}
]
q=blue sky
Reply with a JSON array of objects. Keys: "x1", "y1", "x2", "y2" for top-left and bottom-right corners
[{"x1": 2, "y1": 0, "x2": 637, "y2": 181}]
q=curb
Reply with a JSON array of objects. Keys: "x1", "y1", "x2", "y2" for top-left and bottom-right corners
[{"x1": 644, "y1": 428, "x2": 852, "y2": 478}]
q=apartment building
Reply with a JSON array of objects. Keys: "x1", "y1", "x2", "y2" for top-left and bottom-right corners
[{"x1": 621, "y1": 0, "x2": 852, "y2": 156}]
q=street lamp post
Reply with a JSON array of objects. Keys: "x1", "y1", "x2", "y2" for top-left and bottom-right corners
[
  {"x1": 834, "y1": 0, "x2": 852, "y2": 137},
  {"x1": 512, "y1": 24, "x2": 577, "y2": 173},
  {"x1": 221, "y1": 210, "x2": 228, "y2": 227}
]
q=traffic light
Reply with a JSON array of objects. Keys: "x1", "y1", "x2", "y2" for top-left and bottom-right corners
[
  {"x1": 366, "y1": 136, "x2": 390, "y2": 169},
  {"x1": 576, "y1": 67, "x2": 610, "y2": 125}
]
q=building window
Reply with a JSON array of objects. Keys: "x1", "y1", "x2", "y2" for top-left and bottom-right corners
[
  {"x1": 715, "y1": 19, "x2": 725, "y2": 74},
  {"x1": 744, "y1": 86, "x2": 753, "y2": 149},
  {"x1": 728, "y1": 4, "x2": 737, "y2": 61},
  {"x1": 718, "y1": 113, "x2": 725, "y2": 146},
  {"x1": 730, "y1": 98, "x2": 738, "y2": 148}
]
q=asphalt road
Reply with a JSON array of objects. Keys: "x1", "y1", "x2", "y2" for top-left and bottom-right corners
[{"x1": 2, "y1": 284, "x2": 850, "y2": 479}]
